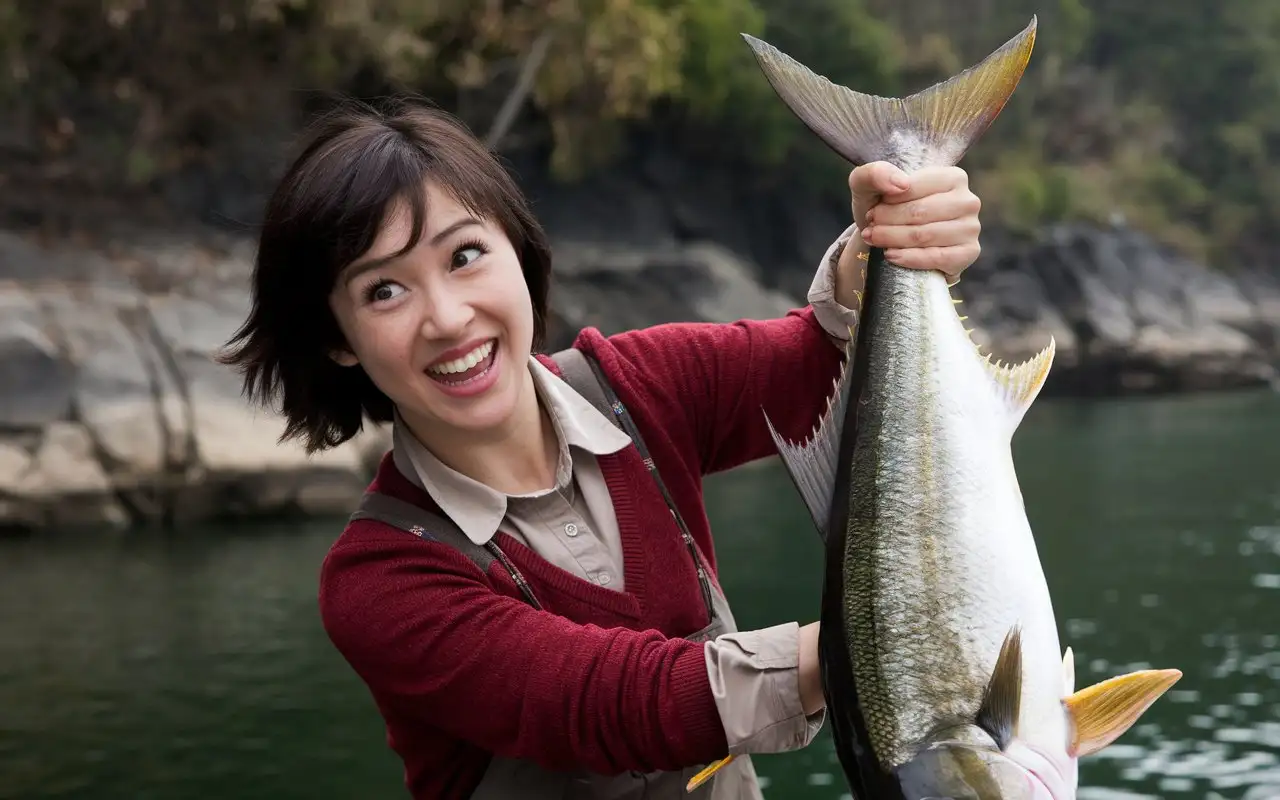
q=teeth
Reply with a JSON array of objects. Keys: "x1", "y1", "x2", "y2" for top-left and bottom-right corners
[{"x1": 428, "y1": 340, "x2": 494, "y2": 375}]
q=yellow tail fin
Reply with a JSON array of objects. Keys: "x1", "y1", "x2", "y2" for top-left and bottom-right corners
[{"x1": 740, "y1": 17, "x2": 1036, "y2": 171}]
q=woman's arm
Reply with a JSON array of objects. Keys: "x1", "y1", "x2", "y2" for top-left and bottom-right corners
[
  {"x1": 591, "y1": 164, "x2": 984, "y2": 476},
  {"x1": 320, "y1": 529, "x2": 731, "y2": 775}
]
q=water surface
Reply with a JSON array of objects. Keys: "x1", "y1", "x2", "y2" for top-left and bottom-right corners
[{"x1": 1, "y1": 390, "x2": 1277, "y2": 799}]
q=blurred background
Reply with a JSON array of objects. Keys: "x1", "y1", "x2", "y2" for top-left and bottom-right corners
[{"x1": 1, "y1": 1, "x2": 1278, "y2": 798}]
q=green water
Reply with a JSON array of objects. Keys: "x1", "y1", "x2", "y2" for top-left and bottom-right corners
[{"x1": 1, "y1": 390, "x2": 1278, "y2": 800}]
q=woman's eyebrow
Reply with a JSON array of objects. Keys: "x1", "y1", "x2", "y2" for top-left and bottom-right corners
[{"x1": 340, "y1": 216, "x2": 483, "y2": 287}]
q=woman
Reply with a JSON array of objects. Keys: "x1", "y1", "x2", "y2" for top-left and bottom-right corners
[{"x1": 220, "y1": 98, "x2": 983, "y2": 799}]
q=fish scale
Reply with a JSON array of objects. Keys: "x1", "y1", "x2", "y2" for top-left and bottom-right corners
[
  {"x1": 848, "y1": 266, "x2": 1030, "y2": 769},
  {"x1": 685, "y1": 15, "x2": 1185, "y2": 800}
]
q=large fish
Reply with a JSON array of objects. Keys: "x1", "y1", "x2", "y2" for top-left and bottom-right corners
[{"x1": 688, "y1": 17, "x2": 1182, "y2": 799}]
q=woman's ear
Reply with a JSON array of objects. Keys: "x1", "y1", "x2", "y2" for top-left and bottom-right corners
[{"x1": 329, "y1": 349, "x2": 360, "y2": 367}]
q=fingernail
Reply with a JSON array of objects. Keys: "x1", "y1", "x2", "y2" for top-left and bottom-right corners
[{"x1": 862, "y1": 226, "x2": 875, "y2": 243}]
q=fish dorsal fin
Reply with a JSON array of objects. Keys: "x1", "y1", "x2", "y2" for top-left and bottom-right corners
[
  {"x1": 762, "y1": 329, "x2": 857, "y2": 542},
  {"x1": 1063, "y1": 668, "x2": 1183, "y2": 757},
  {"x1": 1062, "y1": 646, "x2": 1076, "y2": 695},
  {"x1": 977, "y1": 337, "x2": 1056, "y2": 429},
  {"x1": 975, "y1": 626, "x2": 1023, "y2": 750},
  {"x1": 741, "y1": 17, "x2": 1036, "y2": 170}
]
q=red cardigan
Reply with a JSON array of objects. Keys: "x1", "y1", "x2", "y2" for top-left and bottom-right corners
[{"x1": 318, "y1": 307, "x2": 844, "y2": 799}]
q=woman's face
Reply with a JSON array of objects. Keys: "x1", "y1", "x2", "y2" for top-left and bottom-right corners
[{"x1": 328, "y1": 180, "x2": 536, "y2": 441}]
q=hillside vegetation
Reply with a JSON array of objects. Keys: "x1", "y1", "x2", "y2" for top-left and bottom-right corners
[{"x1": 3, "y1": 0, "x2": 1277, "y2": 267}]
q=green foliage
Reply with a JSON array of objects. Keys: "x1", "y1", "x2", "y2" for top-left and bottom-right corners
[{"x1": 2, "y1": 0, "x2": 1280, "y2": 264}]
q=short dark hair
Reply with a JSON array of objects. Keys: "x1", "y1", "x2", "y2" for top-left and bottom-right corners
[{"x1": 219, "y1": 97, "x2": 553, "y2": 454}]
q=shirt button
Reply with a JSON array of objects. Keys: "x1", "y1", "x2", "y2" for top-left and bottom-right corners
[
  {"x1": 564, "y1": 522, "x2": 579, "y2": 537},
  {"x1": 598, "y1": 573, "x2": 611, "y2": 585}
]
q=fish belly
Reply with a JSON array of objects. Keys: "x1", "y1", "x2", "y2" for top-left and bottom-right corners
[{"x1": 841, "y1": 266, "x2": 1066, "y2": 770}]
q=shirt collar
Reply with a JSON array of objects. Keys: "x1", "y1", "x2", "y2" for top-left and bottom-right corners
[{"x1": 392, "y1": 354, "x2": 631, "y2": 546}]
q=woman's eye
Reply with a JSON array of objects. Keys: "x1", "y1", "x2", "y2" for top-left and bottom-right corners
[
  {"x1": 364, "y1": 280, "x2": 405, "y2": 304},
  {"x1": 451, "y1": 246, "x2": 483, "y2": 270}
]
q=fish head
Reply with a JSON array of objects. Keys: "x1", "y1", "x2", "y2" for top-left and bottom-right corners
[{"x1": 893, "y1": 727, "x2": 1077, "y2": 800}]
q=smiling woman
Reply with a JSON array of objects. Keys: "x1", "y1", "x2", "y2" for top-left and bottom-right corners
[
  {"x1": 221, "y1": 102, "x2": 552, "y2": 459},
  {"x1": 216, "y1": 96, "x2": 987, "y2": 800}
]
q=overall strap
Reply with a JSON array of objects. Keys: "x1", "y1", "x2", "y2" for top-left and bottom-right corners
[
  {"x1": 549, "y1": 347, "x2": 717, "y2": 620},
  {"x1": 550, "y1": 347, "x2": 615, "y2": 424},
  {"x1": 348, "y1": 492, "x2": 543, "y2": 609}
]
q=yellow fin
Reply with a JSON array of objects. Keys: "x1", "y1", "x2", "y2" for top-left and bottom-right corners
[
  {"x1": 1062, "y1": 646, "x2": 1075, "y2": 695},
  {"x1": 1064, "y1": 668, "x2": 1182, "y2": 757},
  {"x1": 985, "y1": 337, "x2": 1055, "y2": 423},
  {"x1": 686, "y1": 755, "x2": 735, "y2": 792}
]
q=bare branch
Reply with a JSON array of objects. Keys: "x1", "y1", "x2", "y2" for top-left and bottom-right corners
[{"x1": 484, "y1": 29, "x2": 555, "y2": 151}]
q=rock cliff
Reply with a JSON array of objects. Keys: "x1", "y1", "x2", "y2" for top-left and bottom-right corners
[{"x1": 2, "y1": 195, "x2": 1277, "y2": 532}]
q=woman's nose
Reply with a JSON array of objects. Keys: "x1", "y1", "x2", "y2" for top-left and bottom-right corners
[{"x1": 420, "y1": 283, "x2": 475, "y2": 338}]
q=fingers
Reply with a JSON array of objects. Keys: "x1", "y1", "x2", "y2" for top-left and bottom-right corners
[
  {"x1": 876, "y1": 165, "x2": 969, "y2": 204},
  {"x1": 850, "y1": 164, "x2": 972, "y2": 225},
  {"x1": 865, "y1": 189, "x2": 980, "y2": 228},
  {"x1": 861, "y1": 216, "x2": 981, "y2": 251},
  {"x1": 849, "y1": 162, "x2": 910, "y2": 227},
  {"x1": 846, "y1": 162, "x2": 981, "y2": 278},
  {"x1": 849, "y1": 162, "x2": 910, "y2": 198},
  {"x1": 884, "y1": 242, "x2": 982, "y2": 277}
]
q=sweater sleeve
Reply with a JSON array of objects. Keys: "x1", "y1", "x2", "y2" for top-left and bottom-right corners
[
  {"x1": 595, "y1": 241, "x2": 856, "y2": 476},
  {"x1": 318, "y1": 529, "x2": 728, "y2": 774}
]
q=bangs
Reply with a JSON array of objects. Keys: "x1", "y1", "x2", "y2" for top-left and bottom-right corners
[{"x1": 297, "y1": 118, "x2": 511, "y2": 288}]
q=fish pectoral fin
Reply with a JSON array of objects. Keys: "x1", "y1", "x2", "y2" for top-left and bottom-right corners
[
  {"x1": 762, "y1": 331, "x2": 857, "y2": 542},
  {"x1": 975, "y1": 626, "x2": 1024, "y2": 750},
  {"x1": 741, "y1": 17, "x2": 1036, "y2": 168},
  {"x1": 1064, "y1": 667, "x2": 1183, "y2": 757},
  {"x1": 1062, "y1": 646, "x2": 1076, "y2": 695},
  {"x1": 686, "y1": 755, "x2": 735, "y2": 793},
  {"x1": 984, "y1": 337, "x2": 1056, "y2": 428}
]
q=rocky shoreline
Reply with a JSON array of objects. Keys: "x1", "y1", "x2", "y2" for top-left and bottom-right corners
[{"x1": 1, "y1": 201, "x2": 1278, "y2": 531}]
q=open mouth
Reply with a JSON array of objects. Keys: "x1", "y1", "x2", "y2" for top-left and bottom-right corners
[{"x1": 426, "y1": 339, "x2": 498, "y2": 387}]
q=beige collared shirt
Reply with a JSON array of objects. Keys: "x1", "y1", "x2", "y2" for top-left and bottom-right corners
[{"x1": 392, "y1": 227, "x2": 859, "y2": 767}]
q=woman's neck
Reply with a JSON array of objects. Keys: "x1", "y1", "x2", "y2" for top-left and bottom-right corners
[{"x1": 401, "y1": 367, "x2": 559, "y2": 496}]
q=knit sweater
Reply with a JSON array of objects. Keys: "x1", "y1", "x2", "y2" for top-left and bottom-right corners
[{"x1": 318, "y1": 306, "x2": 846, "y2": 799}]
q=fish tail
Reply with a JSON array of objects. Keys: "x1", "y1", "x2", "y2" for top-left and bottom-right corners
[{"x1": 741, "y1": 16, "x2": 1037, "y2": 170}]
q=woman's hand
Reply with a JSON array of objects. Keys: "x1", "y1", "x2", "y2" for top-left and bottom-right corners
[
  {"x1": 842, "y1": 162, "x2": 983, "y2": 282},
  {"x1": 798, "y1": 621, "x2": 825, "y2": 716}
]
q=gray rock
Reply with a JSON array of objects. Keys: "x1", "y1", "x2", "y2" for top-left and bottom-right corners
[
  {"x1": 0, "y1": 422, "x2": 129, "y2": 530},
  {"x1": 0, "y1": 231, "x2": 395, "y2": 531},
  {"x1": 958, "y1": 224, "x2": 1280, "y2": 394},
  {"x1": 549, "y1": 239, "x2": 795, "y2": 346},
  {"x1": 39, "y1": 285, "x2": 166, "y2": 477},
  {"x1": 0, "y1": 284, "x2": 74, "y2": 429},
  {"x1": 0, "y1": 199, "x2": 1277, "y2": 531}
]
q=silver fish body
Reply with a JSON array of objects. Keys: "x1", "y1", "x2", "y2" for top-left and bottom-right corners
[{"x1": 837, "y1": 253, "x2": 1068, "y2": 798}]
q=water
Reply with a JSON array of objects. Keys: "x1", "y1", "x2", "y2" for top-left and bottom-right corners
[{"x1": 1, "y1": 390, "x2": 1277, "y2": 799}]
